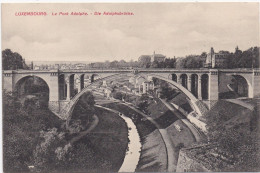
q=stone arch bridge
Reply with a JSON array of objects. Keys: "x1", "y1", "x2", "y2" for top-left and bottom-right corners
[{"x1": 3, "y1": 68, "x2": 260, "y2": 119}]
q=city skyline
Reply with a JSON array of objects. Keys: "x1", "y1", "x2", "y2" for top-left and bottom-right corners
[{"x1": 2, "y1": 3, "x2": 259, "y2": 62}]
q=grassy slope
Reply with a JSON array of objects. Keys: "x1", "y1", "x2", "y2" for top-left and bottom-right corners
[
  {"x1": 147, "y1": 99, "x2": 196, "y2": 154},
  {"x1": 206, "y1": 100, "x2": 253, "y2": 129},
  {"x1": 68, "y1": 107, "x2": 128, "y2": 173}
]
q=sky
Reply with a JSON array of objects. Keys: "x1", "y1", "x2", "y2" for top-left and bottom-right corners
[{"x1": 2, "y1": 3, "x2": 259, "y2": 62}]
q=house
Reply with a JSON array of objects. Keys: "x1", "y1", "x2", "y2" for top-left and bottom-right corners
[
  {"x1": 104, "y1": 87, "x2": 113, "y2": 98},
  {"x1": 138, "y1": 51, "x2": 166, "y2": 64},
  {"x1": 129, "y1": 75, "x2": 154, "y2": 94},
  {"x1": 151, "y1": 51, "x2": 166, "y2": 62},
  {"x1": 204, "y1": 47, "x2": 229, "y2": 68}
]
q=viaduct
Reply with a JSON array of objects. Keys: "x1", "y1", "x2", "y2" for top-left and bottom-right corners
[{"x1": 3, "y1": 68, "x2": 260, "y2": 119}]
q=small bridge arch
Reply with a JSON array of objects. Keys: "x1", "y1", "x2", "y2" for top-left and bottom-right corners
[{"x1": 14, "y1": 75, "x2": 50, "y2": 97}]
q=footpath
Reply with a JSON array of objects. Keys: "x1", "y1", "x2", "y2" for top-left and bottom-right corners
[{"x1": 69, "y1": 114, "x2": 99, "y2": 145}]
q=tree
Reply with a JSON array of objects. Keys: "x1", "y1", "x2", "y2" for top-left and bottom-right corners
[
  {"x1": 151, "y1": 60, "x2": 159, "y2": 68},
  {"x1": 184, "y1": 55, "x2": 203, "y2": 68},
  {"x1": 68, "y1": 91, "x2": 96, "y2": 131},
  {"x1": 164, "y1": 58, "x2": 176, "y2": 68},
  {"x1": 138, "y1": 56, "x2": 151, "y2": 68},
  {"x1": 33, "y1": 128, "x2": 66, "y2": 171},
  {"x1": 226, "y1": 47, "x2": 259, "y2": 69},
  {"x1": 2, "y1": 49, "x2": 28, "y2": 70},
  {"x1": 200, "y1": 52, "x2": 207, "y2": 59},
  {"x1": 110, "y1": 60, "x2": 119, "y2": 68},
  {"x1": 159, "y1": 81, "x2": 179, "y2": 101},
  {"x1": 3, "y1": 91, "x2": 62, "y2": 172},
  {"x1": 175, "y1": 58, "x2": 186, "y2": 69},
  {"x1": 136, "y1": 94, "x2": 150, "y2": 114},
  {"x1": 113, "y1": 91, "x2": 123, "y2": 100}
]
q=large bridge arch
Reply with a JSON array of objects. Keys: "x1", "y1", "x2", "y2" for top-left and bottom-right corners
[
  {"x1": 62, "y1": 72, "x2": 208, "y2": 124},
  {"x1": 12, "y1": 73, "x2": 59, "y2": 101},
  {"x1": 12, "y1": 72, "x2": 60, "y2": 114},
  {"x1": 230, "y1": 75, "x2": 252, "y2": 98},
  {"x1": 14, "y1": 75, "x2": 50, "y2": 109},
  {"x1": 219, "y1": 72, "x2": 253, "y2": 98},
  {"x1": 14, "y1": 75, "x2": 50, "y2": 97}
]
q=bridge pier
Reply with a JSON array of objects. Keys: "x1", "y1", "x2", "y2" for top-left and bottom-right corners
[
  {"x1": 253, "y1": 70, "x2": 260, "y2": 98},
  {"x1": 177, "y1": 74, "x2": 181, "y2": 84},
  {"x1": 3, "y1": 71, "x2": 13, "y2": 92},
  {"x1": 208, "y1": 69, "x2": 219, "y2": 100}
]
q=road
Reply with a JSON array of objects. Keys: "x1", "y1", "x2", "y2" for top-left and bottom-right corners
[{"x1": 159, "y1": 98, "x2": 204, "y2": 142}]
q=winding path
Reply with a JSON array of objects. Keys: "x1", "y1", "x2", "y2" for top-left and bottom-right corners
[{"x1": 69, "y1": 114, "x2": 99, "y2": 145}]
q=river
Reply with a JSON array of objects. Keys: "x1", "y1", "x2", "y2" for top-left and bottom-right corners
[{"x1": 118, "y1": 113, "x2": 142, "y2": 172}]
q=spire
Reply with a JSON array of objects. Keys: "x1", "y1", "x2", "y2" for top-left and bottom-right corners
[
  {"x1": 235, "y1": 46, "x2": 239, "y2": 52},
  {"x1": 210, "y1": 47, "x2": 214, "y2": 54}
]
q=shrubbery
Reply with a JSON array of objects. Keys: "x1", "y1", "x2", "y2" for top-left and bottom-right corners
[
  {"x1": 205, "y1": 108, "x2": 259, "y2": 171},
  {"x1": 3, "y1": 91, "x2": 63, "y2": 172}
]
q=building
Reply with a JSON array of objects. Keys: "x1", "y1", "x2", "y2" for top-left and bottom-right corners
[
  {"x1": 151, "y1": 51, "x2": 166, "y2": 62},
  {"x1": 104, "y1": 87, "x2": 113, "y2": 98},
  {"x1": 74, "y1": 63, "x2": 86, "y2": 69},
  {"x1": 138, "y1": 51, "x2": 166, "y2": 64},
  {"x1": 129, "y1": 75, "x2": 154, "y2": 94},
  {"x1": 204, "y1": 47, "x2": 229, "y2": 68},
  {"x1": 34, "y1": 65, "x2": 40, "y2": 70}
]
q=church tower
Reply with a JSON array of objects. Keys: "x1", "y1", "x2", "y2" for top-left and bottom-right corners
[{"x1": 211, "y1": 47, "x2": 216, "y2": 68}]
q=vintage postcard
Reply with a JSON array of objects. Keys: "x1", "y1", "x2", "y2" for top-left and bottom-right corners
[{"x1": 1, "y1": 2, "x2": 260, "y2": 173}]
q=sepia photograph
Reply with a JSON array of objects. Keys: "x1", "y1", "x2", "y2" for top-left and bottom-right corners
[{"x1": 1, "y1": 2, "x2": 260, "y2": 173}]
